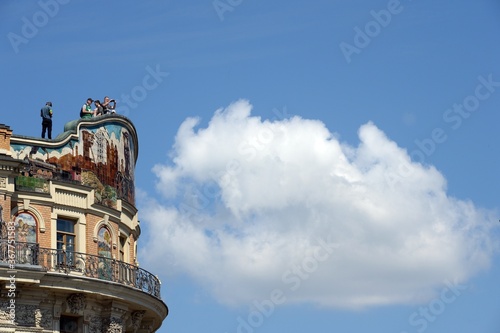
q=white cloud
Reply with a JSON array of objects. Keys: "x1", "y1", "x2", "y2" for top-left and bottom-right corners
[{"x1": 140, "y1": 100, "x2": 497, "y2": 308}]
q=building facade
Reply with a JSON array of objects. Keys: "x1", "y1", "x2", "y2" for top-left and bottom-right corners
[{"x1": 0, "y1": 115, "x2": 168, "y2": 332}]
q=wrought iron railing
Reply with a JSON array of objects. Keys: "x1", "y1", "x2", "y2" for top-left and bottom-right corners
[{"x1": 0, "y1": 240, "x2": 161, "y2": 299}]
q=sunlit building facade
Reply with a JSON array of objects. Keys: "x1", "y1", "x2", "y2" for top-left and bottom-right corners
[{"x1": 0, "y1": 115, "x2": 167, "y2": 332}]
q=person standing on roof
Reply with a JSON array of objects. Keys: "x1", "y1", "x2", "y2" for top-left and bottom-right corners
[
  {"x1": 40, "y1": 101, "x2": 53, "y2": 139},
  {"x1": 81, "y1": 98, "x2": 94, "y2": 119},
  {"x1": 93, "y1": 100, "x2": 104, "y2": 117},
  {"x1": 102, "y1": 96, "x2": 116, "y2": 114}
]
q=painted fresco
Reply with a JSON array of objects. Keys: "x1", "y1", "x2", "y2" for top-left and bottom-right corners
[
  {"x1": 98, "y1": 227, "x2": 112, "y2": 258},
  {"x1": 10, "y1": 122, "x2": 136, "y2": 207},
  {"x1": 15, "y1": 213, "x2": 37, "y2": 243},
  {"x1": 97, "y1": 226, "x2": 113, "y2": 280}
]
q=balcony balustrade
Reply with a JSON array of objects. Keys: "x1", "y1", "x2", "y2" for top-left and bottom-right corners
[{"x1": 0, "y1": 240, "x2": 161, "y2": 299}]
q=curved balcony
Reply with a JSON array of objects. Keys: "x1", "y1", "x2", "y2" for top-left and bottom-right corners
[{"x1": 0, "y1": 240, "x2": 161, "y2": 299}]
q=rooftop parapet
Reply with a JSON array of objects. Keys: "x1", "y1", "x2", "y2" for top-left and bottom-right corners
[{"x1": 10, "y1": 114, "x2": 139, "y2": 207}]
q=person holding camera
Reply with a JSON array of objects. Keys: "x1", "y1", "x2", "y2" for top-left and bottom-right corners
[{"x1": 102, "y1": 96, "x2": 116, "y2": 114}]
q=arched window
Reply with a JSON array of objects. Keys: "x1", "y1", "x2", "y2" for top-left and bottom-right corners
[
  {"x1": 97, "y1": 226, "x2": 112, "y2": 259},
  {"x1": 14, "y1": 213, "x2": 37, "y2": 243}
]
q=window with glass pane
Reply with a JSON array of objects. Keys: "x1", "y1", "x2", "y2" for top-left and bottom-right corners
[
  {"x1": 118, "y1": 235, "x2": 128, "y2": 283},
  {"x1": 119, "y1": 236, "x2": 126, "y2": 261},
  {"x1": 57, "y1": 219, "x2": 76, "y2": 267},
  {"x1": 60, "y1": 315, "x2": 79, "y2": 333}
]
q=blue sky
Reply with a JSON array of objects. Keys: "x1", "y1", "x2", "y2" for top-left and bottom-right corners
[{"x1": 2, "y1": 1, "x2": 500, "y2": 332}]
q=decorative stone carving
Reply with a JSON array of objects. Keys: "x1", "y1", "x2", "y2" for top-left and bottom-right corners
[
  {"x1": 40, "y1": 309, "x2": 52, "y2": 330},
  {"x1": 66, "y1": 293, "x2": 86, "y2": 314},
  {"x1": 15, "y1": 304, "x2": 38, "y2": 326},
  {"x1": 35, "y1": 309, "x2": 42, "y2": 328},
  {"x1": 88, "y1": 315, "x2": 102, "y2": 333},
  {"x1": 0, "y1": 177, "x2": 6, "y2": 189},
  {"x1": 108, "y1": 321, "x2": 123, "y2": 333},
  {"x1": 103, "y1": 317, "x2": 123, "y2": 333},
  {"x1": 130, "y1": 310, "x2": 145, "y2": 332},
  {"x1": 139, "y1": 320, "x2": 155, "y2": 333},
  {"x1": 0, "y1": 309, "x2": 13, "y2": 324}
]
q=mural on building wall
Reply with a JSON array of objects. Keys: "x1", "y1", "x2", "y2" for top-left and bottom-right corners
[
  {"x1": 98, "y1": 227, "x2": 112, "y2": 258},
  {"x1": 97, "y1": 226, "x2": 113, "y2": 280},
  {"x1": 10, "y1": 122, "x2": 136, "y2": 208},
  {"x1": 15, "y1": 213, "x2": 37, "y2": 243}
]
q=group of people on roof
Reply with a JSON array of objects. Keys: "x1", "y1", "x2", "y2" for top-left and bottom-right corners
[
  {"x1": 39, "y1": 97, "x2": 118, "y2": 140},
  {"x1": 80, "y1": 96, "x2": 116, "y2": 119}
]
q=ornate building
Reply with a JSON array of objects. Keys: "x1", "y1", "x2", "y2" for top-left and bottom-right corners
[{"x1": 0, "y1": 115, "x2": 168, "y2": 332}]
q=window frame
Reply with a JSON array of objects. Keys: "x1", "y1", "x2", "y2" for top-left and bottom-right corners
[{"x1": 56, "y1": 218, "x2": 76, "y2": 267}]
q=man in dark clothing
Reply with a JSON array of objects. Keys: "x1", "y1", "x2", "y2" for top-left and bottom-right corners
[{"x1": 40, "y1": 101, "x2": 53, "y2": 139}]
